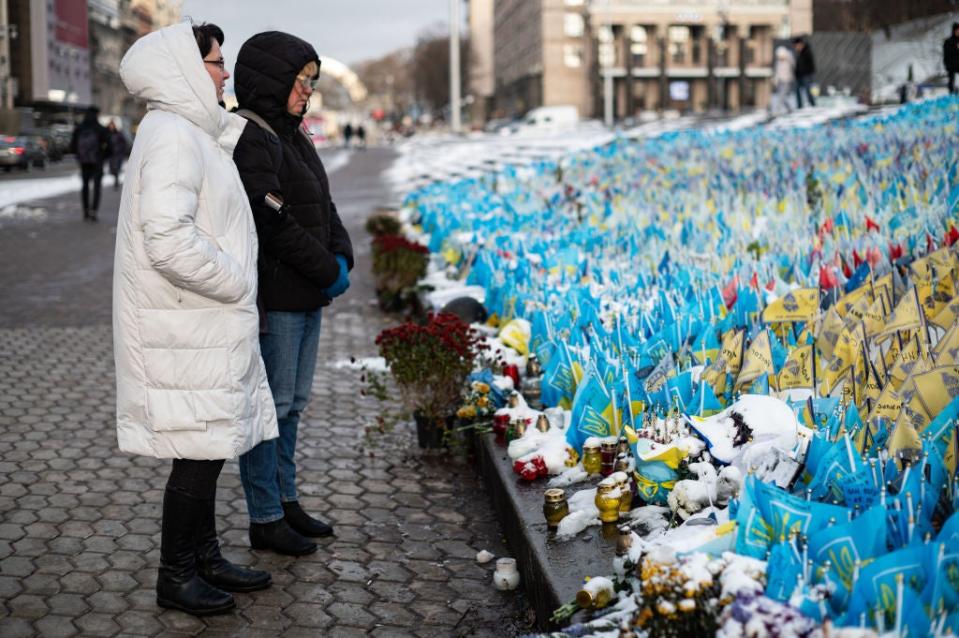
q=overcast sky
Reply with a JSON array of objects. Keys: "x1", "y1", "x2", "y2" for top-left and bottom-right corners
[{"x1": 180, "y1": 0, "x2": 453, "y2": 74}]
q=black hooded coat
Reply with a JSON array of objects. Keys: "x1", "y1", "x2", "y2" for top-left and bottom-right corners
[
  {"x1": 232, "y1": 31, "x2": 353, "y2": 312},
  {"x1": 944, "y1": 23, "x2": 959, "y2": 72}
]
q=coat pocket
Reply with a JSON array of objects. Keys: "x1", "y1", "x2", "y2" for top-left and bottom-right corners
[
  {"x1": 143, "y1": 347, "x2": 237, "y2": 432},
  {"x1": 145, "y1": 388, "x2": 236, "y2": 431}
]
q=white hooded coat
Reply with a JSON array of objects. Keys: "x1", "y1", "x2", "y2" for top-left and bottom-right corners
[
  {"x1": 774, "y1": 46, "x2": 795, "y2": 86},
  {"x1": 113, "y1": 23, "x2": 278, "y2": 459}
]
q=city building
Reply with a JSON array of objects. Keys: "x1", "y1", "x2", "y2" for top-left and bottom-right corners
[
  {"x1": 468, "y1": 0, "x2": 494, "y2": 125},
  {"x1": 1, "y1": 0, "x2": 179, "y2": 129},
  {"x1": 8, "y1": 0, "x2": 93, "y2": 118},
  {"x1": 492, "y1": 0, "x2": 592, "y2": 118},
  {"x1": 89, "y1": 0, "x2": 125, "y2": 119},
  {"x1": 489, "y1": 0, "x2": 814, "y2": 119}
]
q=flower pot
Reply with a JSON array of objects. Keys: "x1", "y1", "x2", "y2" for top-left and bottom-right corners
[{"x1": 413, "y1": 413, "x2": 454, "y2": 449}]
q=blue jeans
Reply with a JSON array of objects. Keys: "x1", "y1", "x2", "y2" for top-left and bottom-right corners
[
  {"x1": 240, "y1": 309, "x2": 321, "y2": 523},
  {"x1": 795, "y1": 76, "x2": 816, "y2": 108}
]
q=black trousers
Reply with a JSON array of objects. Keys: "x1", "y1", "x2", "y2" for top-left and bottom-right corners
[
  {"x1": 167, "y1": 459, "x2": 225, "y2": 501},
  {"x1": 80, "y1": 163, "x2": 103, "y2": 214},
  {"x1": 950, "y1": 71, "x2": 957, "y2": 94}
]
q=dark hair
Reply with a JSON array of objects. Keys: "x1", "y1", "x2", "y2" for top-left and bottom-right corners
[
  {"x1": 191, "y1": 22, "x2": 224, "y2": 58},
  {"x1": 792, "y1": 36, "x2": 804, "y2": 45}
]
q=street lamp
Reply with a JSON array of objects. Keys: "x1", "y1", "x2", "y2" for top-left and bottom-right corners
[{"x1": 449, "y1": 0, "x2": 462, "y2": 134}]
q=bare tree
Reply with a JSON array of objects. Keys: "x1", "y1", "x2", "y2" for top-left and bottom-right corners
[
  {"x1": 355, "y1": 49, "x2": 415, "y2": 117},
  {"x1": 411, "y1": 25, "x2": 469, "y2": 117}
]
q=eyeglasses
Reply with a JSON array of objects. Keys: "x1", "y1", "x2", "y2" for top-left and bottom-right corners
[
  {"x1": 295, "y1": 74, "x2": 320, "y2": 91},
  {"x1": 203, "y1": 58, "x2": 226, "y2": 70}
]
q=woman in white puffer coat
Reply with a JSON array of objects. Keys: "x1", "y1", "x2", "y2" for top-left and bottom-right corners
[{"x1": 114, "y1": 21, "x2": 278, "y2": 616}]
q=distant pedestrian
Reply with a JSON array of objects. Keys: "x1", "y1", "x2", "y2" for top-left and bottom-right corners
[
  {"x1": 771, "y1": 46, "x2": 794, "y2": 115},
  {"x1": 343, "y1": 122, "x2": 353, "y2": 147},
  {"x1": 70, "y1": 106, "x2": 109, "y2": 221},
  {"x1": 233, "y1": 31, "x2": 353, "y2": 557},
  {"x1": 944, "y1": 22, "x2": 959, "y2": 94},
  {"x1": 114, "y1": 21, "x2": 277, "y2": 617},
  {"x1": 793, "y1": 36, "x2": 816, "y2": 108},
  {"x1": 356, "y1": 124, "x2": 366, "y2": 148},
  {"x1": 106, "y1": 121, "x2": 127, "y2": 190}
]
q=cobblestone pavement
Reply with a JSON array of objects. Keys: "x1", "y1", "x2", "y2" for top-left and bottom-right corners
[{"x1": 0, "y1": 149, "x2": 533, "y2": 636}]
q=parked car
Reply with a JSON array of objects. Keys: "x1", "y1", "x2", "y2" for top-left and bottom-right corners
[
  {"x1": 0, "y1": 135, "x2": 48, "y2": 171},
  {"x1": 22, "y1": 129, "x2": 63, "y2": 162}
]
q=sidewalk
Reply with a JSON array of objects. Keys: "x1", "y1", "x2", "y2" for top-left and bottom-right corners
[{"x1": 0, "y1": 149, "x2": 532, "y2": 637}]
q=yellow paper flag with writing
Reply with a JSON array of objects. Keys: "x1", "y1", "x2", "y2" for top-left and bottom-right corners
[
  {"x1": 868, "y1": 384, "x2": 902, "y2": 424},
  {"x1": 931, "y1": 295, "x2": 959, "y2": 330},
  {"x1": 887, "y1": 413, "x2": 924, "y2": 467},
  {"x1": 762, "y1": 288, "x2": 819, "y2": 323},
  {"x1": 835, "y1": 284, "x2": 874, "y2": 319},
  {"x1": 875, "y1": 290, "x2": 922, "y2": 341},
  {"x1": 912, "y1": 365, "x2": 959, "y2": 419},
  {"x1": 917, "y1": 274, "x2": 954, "y2": 320},
  {"x1": 816, "y1": 305, "x2": 843, "y2": 361},
  {"x1": 778, "y1": 344, "x2": 815, "y2": 390},
  {"x1": 736, "y1": 330, "x2": 775, "y2": 391},
  {"x1": 935, "y1": 323, "x2": 959, "y2": 365},
  {"x1": 860, "y1": 295, "x2": 888, "y2": 339}
]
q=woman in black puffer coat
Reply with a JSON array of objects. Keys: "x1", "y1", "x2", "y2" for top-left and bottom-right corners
[{"x1": 232, "y1": 31, "x2": 353, "y2": 557}]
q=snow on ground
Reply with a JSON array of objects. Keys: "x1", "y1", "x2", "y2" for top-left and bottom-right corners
[
  {"x1": 330, "y1": 356, "x2": 388, "y2": 372},
  {"x1": 316, "y1": 148, "x2": 352, "y2": 175},
  {"x1": 385, "y1": 102, "x2": 876, "y2": 203},
  {"x1": 0, "y1": 173, "x2": 82, "y2": 209},
  {"x1": 0, "y1": 204, "x2": 48, "y2": 222}
]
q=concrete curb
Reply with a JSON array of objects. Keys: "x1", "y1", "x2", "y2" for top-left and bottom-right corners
[{"x1": 476, "y1": 433, "x2": 618, "y2": 630}]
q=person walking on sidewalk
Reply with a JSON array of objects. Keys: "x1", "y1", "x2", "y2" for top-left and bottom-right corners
[
  {"x1": 771, "y1": 46, "x2": 795, "y2": 115},
  {"x1": 106, "y1": 121, "x2": 128, "y2": 190},
  {"x1": 944, "y1": 22, "x2": 959, "y2": 94},
  {"x1": 70, "y1": 106, "x2": 109, "y2": 221},
  {"x1": 114, "y1": 21, "x2": 279, "y2": 616},
  {"x1": 232, "y1": 31, "x2": 354, "y2": 556},
  {"x1": 793, "y1": 36, "x2": 816, "y2": 108}
]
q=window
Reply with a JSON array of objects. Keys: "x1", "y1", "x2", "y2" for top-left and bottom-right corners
[
  {"x1": 598, "y1": 25, "x2": 615, "y2": 68},
  {"x1": 564, "y1": 13, "x2": 584, "y2": 38},
  {"x1": 669, "y1": 26, "x2": 689, "y2": 64},
  {"x1": 564, "y1": 0, "x2": 584, "y2": 5},
  {"x1": 564, "y1": 44, "x2": 583, "y2": 68},
  {"x1": 630, "y1": 25, "x2": 648, "y2": 67}
]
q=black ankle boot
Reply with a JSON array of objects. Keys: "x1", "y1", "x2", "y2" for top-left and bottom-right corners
[
  {"x1": 196, "y1": 499, "x2": 271, "y2": 593},
  {"x1": 282, "y1": 501, "x2": 334, "y2": 538},
  {"x1": 156, "y1": 488, "x2": 235, "y2": 616},
  {"x1": 249, "y1": 518, "x2": 317, "y2": 556}
]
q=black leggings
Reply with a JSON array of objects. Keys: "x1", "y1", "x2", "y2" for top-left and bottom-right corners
[
  {"x1": 166, "y1": 459, "x2": 225, "y2": 501},
  {"x1": 80, "y1": 164, "x2": 102, "y2": 212}
]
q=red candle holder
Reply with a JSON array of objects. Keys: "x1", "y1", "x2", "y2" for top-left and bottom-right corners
[{"x1": 503, "y1": 364, "x2": 521, "y2": 390}]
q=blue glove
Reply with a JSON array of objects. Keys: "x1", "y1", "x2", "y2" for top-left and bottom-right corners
[{"x1": 323, "y1": 255, "x2": 350, "y2": 298}]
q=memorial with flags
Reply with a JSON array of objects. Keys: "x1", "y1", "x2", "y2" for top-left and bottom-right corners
[{"x1": 395, "y1": 95, "x2": 959, "y2": 636}]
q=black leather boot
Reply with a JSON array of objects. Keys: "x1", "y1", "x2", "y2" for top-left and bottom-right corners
[
  {"x1": 156, "y1": 488, "x2": 235, "y2": 616},
  {"x1": 196, "y1": 499, "x2": 271, "y2": 593},
  {"x1": 282, "y1": 501, "x2": 334, "y2": 538},
  {"x1": 249, "y1": 518, "x2": 317, "y2": 556}
]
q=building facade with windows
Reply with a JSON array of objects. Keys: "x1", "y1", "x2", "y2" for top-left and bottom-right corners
[
  {"x1": 588, "y1": 0, "x2": 812, "y2": 115},
  {"x1": 492, "y1": 0, "x2": 593, "y2": 118},
  {"x1": 489, "y1": 0, "x2": 813, "y2": 119}
]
